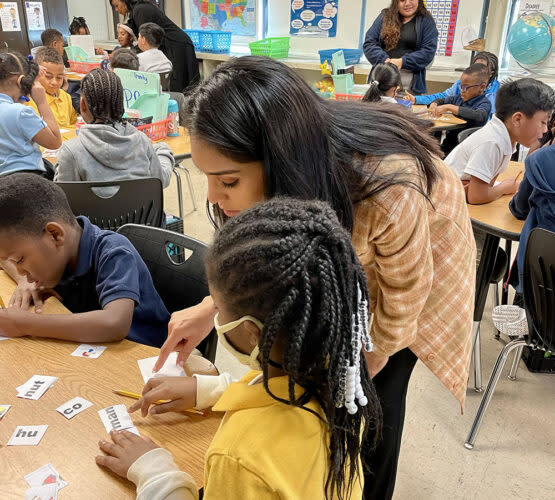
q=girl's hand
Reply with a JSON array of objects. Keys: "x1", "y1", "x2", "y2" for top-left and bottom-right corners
[
  {"x1": 154, "y1": 297, "x2": 215, "y2": 372},
  {"x1": 96, "y1": 430, "x2": 160, "y2": 478},
  {"x1": 30, "y1": 81, "x2": 46, "y2": 104},
  {"x1": 9, "y1": 280, "x2": 61, "y2": 313},
  {"x1": 129, "y1": 376, "x2": 197, "y2": 417},
  {"x1": 389, "y1": 58, "x2": 403, "y2": 70},
  {"x1": 428, "y1": 102, "x2": 439, "y2": 117}
]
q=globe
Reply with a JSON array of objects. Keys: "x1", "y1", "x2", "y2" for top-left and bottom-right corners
[{"x1": 508, "y1": 12, "x2": 555, "y2": 69}]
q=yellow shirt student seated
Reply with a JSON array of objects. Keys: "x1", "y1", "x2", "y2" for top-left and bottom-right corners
[{"x1": 26, "y1": 47, "x2": 77, "y2": 128}]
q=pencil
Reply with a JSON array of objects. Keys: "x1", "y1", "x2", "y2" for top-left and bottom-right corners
[
  {"x1": 0, "y1": 295, "x2": 5, "y2": 308},
  {"x1": 112, "y1": 390, "x2": 206, "y2": 416}
]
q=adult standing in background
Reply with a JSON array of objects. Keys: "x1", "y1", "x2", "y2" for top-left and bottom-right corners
[
  {"x1": 364, "y1": 0, "x2": 438, "y2": 95},
  {"x1": 111, "y1": 0, "x2": 200, "y2": 92}
]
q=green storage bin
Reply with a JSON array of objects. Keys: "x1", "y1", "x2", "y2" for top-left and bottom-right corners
[
  {"x1": 249, "y1": 37, "x2": 290, "y2": 59},
  {"x1": 65, "y1": 46, "x2": 88, "y2": 62}
]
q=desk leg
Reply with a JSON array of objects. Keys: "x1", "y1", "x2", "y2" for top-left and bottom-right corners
[
  {"x1": 501, "y1": 239, "x2": 512, "y2": 305},
  {"x1": 472, "y1": 233, "x2": 500, "y2": 392}
]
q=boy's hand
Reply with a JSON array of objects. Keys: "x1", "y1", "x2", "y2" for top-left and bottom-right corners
[
  {"x1": 129, "y1": 376, "x2": 197, "y2": 417},
  {"x1": 500, "y1": 178, "x2": 520, "y2": 196},
  {"x1": 30, "y1": 81, "x2": 47, "y2": 104},
  {"x1": 0, "y1": 308, "x2": 26, "y2": 337},
  {"x1": 9, "y1": 281, "x2": 62, "y2": 313},
  {"x1": 96, "y1": 430, "x2": 160, "y2": 478}
]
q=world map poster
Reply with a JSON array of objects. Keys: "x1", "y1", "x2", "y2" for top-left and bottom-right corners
[{"x1": 189, "y1": 0, "x2": 257, "y2": 37}]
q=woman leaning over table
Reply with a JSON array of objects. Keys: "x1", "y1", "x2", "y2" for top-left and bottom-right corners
[
  {"x1": 153, "y1": 57, "x2": 475, "y2": 500},
  {"x1": 364, "y1": 0, "x2": 438, "y2": 95}
]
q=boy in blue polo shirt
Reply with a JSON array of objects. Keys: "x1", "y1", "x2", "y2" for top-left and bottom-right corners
[
  {"x1": 0, "y1": 173, "x2": 169, "y2": 347},
  {"x1": 429, "y1": 63, "x2": 492, "y2": 155}
]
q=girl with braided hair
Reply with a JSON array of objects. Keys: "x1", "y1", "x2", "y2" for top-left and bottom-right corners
[
  {"x1": 96, "y1": 197, "x2": 381, "y2": 499},
  {"x1": 0, "y1": 50, "x2": 61, "y2": 178},
  {"x1": 153, "y1": 56, "x2": 475, "y2": 499},
  {"x1": 54, "y1": 68, "x2": 174, "y2": 190}
]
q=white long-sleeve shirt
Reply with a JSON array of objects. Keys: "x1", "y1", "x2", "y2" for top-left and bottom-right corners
[{"x1": 138, "y1": 48, "x2": 173, "y2": 74}]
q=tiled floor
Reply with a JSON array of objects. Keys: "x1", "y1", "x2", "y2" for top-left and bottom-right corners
[{"x1": 165, "y1": 159, "x2": 555, "y2": 500}]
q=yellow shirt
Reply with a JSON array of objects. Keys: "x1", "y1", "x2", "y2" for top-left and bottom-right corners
[{"x1": 28, "y1": 89, "x2": 77, "y2": 128}]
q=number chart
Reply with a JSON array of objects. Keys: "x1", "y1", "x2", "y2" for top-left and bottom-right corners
[{"x1": 425, "y1": 0, "x2": 460, "y2": 56}]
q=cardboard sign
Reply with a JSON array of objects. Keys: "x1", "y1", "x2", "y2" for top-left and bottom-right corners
[{"x1": 114, "y1": 68, "x2": 160, "y2": 108}]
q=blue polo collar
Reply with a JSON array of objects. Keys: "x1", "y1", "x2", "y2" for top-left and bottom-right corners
[{"x1": 62, "y1": 216, "x2": 96, "y2": 280}]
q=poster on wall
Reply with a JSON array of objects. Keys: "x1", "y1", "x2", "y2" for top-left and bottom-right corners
[
  {"x1": 290, "y1": 0, "x2": 338, "y2": 38},
  {"x1": 189, "y1": 0, "x2": 256, "y2": 37},
  {"x1": 0, "y1": 2, "x2": 21, "y2": 32},
  {"x1": 424, "y1": 0, "x2": 460, "y2": 56},
  {"x1": 25, "y1": 1, "x2": 45, "y2": 31}
]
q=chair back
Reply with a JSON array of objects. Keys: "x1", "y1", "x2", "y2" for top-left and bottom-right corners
[
  {"x1": 160, "y1": 71, "x2": 172, "y2": 91},
  {"x1": 457, "y1": 126, "x2": 482, "y2": 144},
  {"x1": 523, "y1": 228, "x2": 555, "y2": 352},
  {"x1": 56, "y1": 178, "x2": 163, "y2": 232},
  {"x1": 117, "y1": 224, "x2": 217, "y2": 361}
]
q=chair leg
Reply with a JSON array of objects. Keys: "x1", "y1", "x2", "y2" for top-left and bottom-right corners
[
  {"x1": 508, "y1": 345, "x2": 524, "y2": 381},
  {"x1": 471, "y1": 321, "x2": 483, "y2": 392},
  {"x1": 176, "y1": 164, "x2": 198, "y2": 211},
  {"x1": 465, "y1": 338, "x2": 527, "y2": 449},
  {"x1": 172, "y1": 167, "x2": 184, "y2": 220},
  {"x1": 491, "y1": 283, "x2": 501, "y2": 340}
]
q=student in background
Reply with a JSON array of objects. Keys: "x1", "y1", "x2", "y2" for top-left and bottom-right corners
[
  {"x1": 27, "y1": 47, "x2": 77, "y2": 128},
  {"x1": 363, "y1": 62, "x2": 401, "y2": 103},
  {"x1": 110, "y1": 48, "x2": 139, "y2": 71},
  {"x1": 40, "y1": 29, "x2": 69, "y2": 68},
  {"x1": 114, "y1": 23, "x2": 140, "y2": 54},
  {"x1": 55, "y1": 69, "x2": 174, "y2": 192},
  {"x1": 411, "y1": 51, "x2": 499, "y2": 115},
  {"x1": 0, "y1": 51, "x2": 61, "y2": 178},
  {"x1": 137, "y1": 22, "x2": 172, "y2": 74},
  {"x1": 446, "y1": 78, "x2": 555, "y2": 205},
  {"x1": 528, "y1": 110, "x2": 555, "y2": 155},
  {"x1": 69, "y1": 16, "x2": 90, "y2": 35},
  {"x1": 0, "y1": 174, "x2": 170, "y2": 347},
  {"x1": 96, "y1": 198, "x2": 381, "y2": 499},
  {"x1": 430, "y1": 64, "x2": 491, "y2": 155}
]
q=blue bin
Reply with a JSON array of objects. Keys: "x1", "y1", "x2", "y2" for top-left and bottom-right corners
[
  {"x1": 184, "y1": 29, "x2": 201, "y2": 51},
  {"x1": 319, "y1": 48, "x2": 363, "y2": 65},
  {"x1": 199, "y1": 30, "x2": 232, "y2": 53}
]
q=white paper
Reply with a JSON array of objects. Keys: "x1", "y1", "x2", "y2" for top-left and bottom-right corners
[
  {"x1": 98, "y1": 405, "x2": 136, "y2": 433},
  {"x1": 17, "y1": 375, "x2": 58, "y2": 400},
  {"x1": 137, "y1": 351, "x2": 186, "y2": 384},
  {"x1": 0, "y1": 2, "x2": 20, "y2": 32},
  {"x1": 56, "y1": 396, "x2": 93, "y2": 420},
  {"x1": 0, "y1": 404, "x2": 11, "y2": 419},
  {"x1": 25, "y1": 1, "x2": 45, "y2": 31},
  {"x1": 25, "y1": 484, "x2": 58, "y2": 500},
  {"x1": 0, "y1": 336, "x2": 10, "y2": 340},
  {"x1": 24, "y1": 463, "x2": 67, "y2": 489},
  {"x1": 68, "y1": 35, "x2": 95, "y2": 57},
  {"x1": 8, "y1": 425, "x2": 48, "y2": 446},
  {"x1": 70, "y1": 344, "x2": 106, "y2": 359}
]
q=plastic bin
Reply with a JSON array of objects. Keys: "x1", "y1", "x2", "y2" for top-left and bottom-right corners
[
  {"x1": 184, "y1": 29, "x2": 201, "y2": 51},
  {"x1": 199, "y1": 30, "x2": 232, "y2": 53},
  {"x1": 68, "y1": 60, "x2": 101, "y2": 74},
  {"x1": 319, "y1": 49, "x2": 363, "y2": 65},
  {"x1": 334, "y1": 93, "x2": 364, "y2": 101},
  {"x1": 136, "y1": 118, "x2": 171, "y2": 142},
  {"x1": 249, "y1": 37, "x2": 290, "y2": 59}
]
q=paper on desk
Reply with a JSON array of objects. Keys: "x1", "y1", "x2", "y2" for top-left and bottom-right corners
[
  {"x1": 98, "y1": 404, "x2": 139, "y2": 435},
  {"x1": 17, "y1": 375, "x2": 58, "y2": 400},
  {"x1": 59, "y1": 128, "x2": 70, "y2": 133},
  {"x1": 137, "y1": 351, "x2": 186, "y2": 383}
]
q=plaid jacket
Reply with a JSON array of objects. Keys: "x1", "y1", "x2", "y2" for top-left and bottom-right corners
[{"x1": 352, "y1": 154, "x2": 476, "y2": 411}]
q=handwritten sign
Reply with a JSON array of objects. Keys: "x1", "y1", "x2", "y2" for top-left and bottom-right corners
[{"x1": 114, "y1": 68, "x2": 160, "y2": 108}]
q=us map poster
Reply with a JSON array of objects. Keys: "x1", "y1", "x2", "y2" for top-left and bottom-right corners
[
  {"x1": 290, "y1": 0, "x2": 338, "y2": 38},
  {"x1": 425, "y1": 0, "x2": 460, "y2": 56}
]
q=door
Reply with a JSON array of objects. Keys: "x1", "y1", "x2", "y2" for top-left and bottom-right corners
[{"x1": 0, "y1": 1, "x2": 30, "y2": 54}]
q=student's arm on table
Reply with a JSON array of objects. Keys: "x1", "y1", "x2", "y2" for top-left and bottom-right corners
[
  {"x1": 466, "y1": 176, "x2": 519, "y2": 204},
  {"x1": 0, "y1": 298, "x2": 134, "y2": 342},
  {"x1": 150, "y1": 142, "x2": 174, "y2": 189},
  {"x1": 414, "y1": 81, "x2": 459, "y2": 105},
  {"x1": 30, "y1": 81, "x2": 62, "y2": 149},
  {"x1": 454, "y1": 100, "x2": 490, "y2": 122},
  {"x1": 96, "y1": 430, "x2": 198, "y2": 500},
  {"x1": 363, "y1": 186, "x2": 433, "y2": 377}
]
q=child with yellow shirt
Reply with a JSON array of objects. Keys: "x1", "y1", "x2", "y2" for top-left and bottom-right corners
[
  {"x1": 95, "y1": 198, "x2": 382, "y2": 499},
  {"x1": 28, "y1": 47, "x2": 77, "y2": 128}
]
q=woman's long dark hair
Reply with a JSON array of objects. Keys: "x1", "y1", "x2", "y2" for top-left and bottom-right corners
[
  {"x1": 381, "y1": 0, "x2": 431, "y2": 51},
  {"x1": 184, "y1": 56, "x2": 440, "y2": 231},
  {"x1": 205, "y1": 197, "x2": 381, "y2": 500}
]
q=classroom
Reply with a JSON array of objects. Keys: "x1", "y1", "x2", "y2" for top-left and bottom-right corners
[{"x1": 0, "y1": 0, "x2": 554, "y2": 499}]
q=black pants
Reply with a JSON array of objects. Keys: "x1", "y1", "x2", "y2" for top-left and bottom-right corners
[{"x1": 363, "y1": 348, "x2": 418, "y2": 500}]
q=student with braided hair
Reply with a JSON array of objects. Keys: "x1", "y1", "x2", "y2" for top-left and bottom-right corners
[
  {"x1": 151, "y1": 56, "x2": 475, "y2": 500},
  {"x1": 96, "y1": 197, "x2": 382, "y2": 499},
  {"x1": 54, "y1": 69, "x2": 174, "y2": 190}
]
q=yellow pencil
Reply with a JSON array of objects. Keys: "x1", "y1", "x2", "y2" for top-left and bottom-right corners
[
  {"x1": 515, "y1": 170, "x2": 523, "y2": 182},
  {"x1": 0, "y1": 295, "x2": 5, "y2": 308},
  {"x1": 112, "y1": 390, "x2": 206, "y2": 416}
]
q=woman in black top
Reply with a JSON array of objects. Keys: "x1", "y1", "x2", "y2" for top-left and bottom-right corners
[{"x1": 111, "y1": 0, "x2": 200, "y2": 92}]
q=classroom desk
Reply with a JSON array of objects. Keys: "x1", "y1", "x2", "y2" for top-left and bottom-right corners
[
  {"x1": 65, "y1": 71, "x2": 85, "y2": 82},
  {"x1": 466, "y1": 162, "x2": 525, "y2": 392},
  {"x1": 412, "y1": 105, "x2": 467, "y2": 132},
  {"x1": 0, "y1": 271, "x2": 221, "y2": 498}
]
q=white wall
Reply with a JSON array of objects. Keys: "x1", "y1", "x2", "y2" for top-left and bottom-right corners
[{"x1": 67, "y1": 0, "x2": 113, "y2": 40}]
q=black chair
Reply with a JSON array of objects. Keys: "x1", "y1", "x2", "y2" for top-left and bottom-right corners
[
  {"x1": 457, "y1": 126, "x2": 481, "y2": 144},
  {"x1": 56, "y1": 178, "x2": 164, "y2": 232},
  {"x1": 160, "y1": 71, "x2": 172, "y2": 92},
  {"x1": 117, "y1": 223, "x2": 218, "y2": 362},
  {"x1": 465, "y1": 228, "x2": 555, "y2": 449}
]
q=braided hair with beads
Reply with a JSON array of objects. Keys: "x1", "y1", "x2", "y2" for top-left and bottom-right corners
[
  {"x1": 205, "y1": 198, "x2": 381, "y2": 500},
  {"x1": 80, "y1": 69, "x2": 124, "y2": 125}
]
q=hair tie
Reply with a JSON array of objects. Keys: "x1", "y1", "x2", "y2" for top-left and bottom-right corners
[{"x1": 372, "y1": 80, "x2": 379, "y2": 86}]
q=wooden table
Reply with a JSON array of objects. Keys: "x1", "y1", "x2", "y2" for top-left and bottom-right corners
[
  {"x1": 0, "y1": 272, "x2": 220, "y2": 498},
  {"x1": 412, "y1": 105, "x2": 467, "y2": 131},
  {"x1": 65, "y1": 71, "x2": 85, "y2": 81}
]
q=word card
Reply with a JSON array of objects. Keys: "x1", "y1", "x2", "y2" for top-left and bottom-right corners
[
  {"x1": 7, "y1": 425, "x2": 48, "y2": 446},
  {"x1": 56, "y1": 396, "x2": 93, "y2": 420},
  {"x1": 25, "y1": 463, "x2": 67, "y2": 490},
  {"x1": 98, "y1": 405, "x2": 140, "y2": 435},
  {"x1": 24, "y1": 484, "x2": 58, "y2": 500},
  {"x1": 137, "y1": 351, "x2": 186, "y2": 383},
  {"x1": 17, "y1": 375, "x2": 58, "y2": 400},
  {"x1": 70, "y1": 344, "x2": 106, "y2": 358},
  {"x1": 0, "y1": 336, "x2": 10, "y2": 341},
  {"x1": 0, "y1": 404, "x2": 10, "y2": 419}
]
